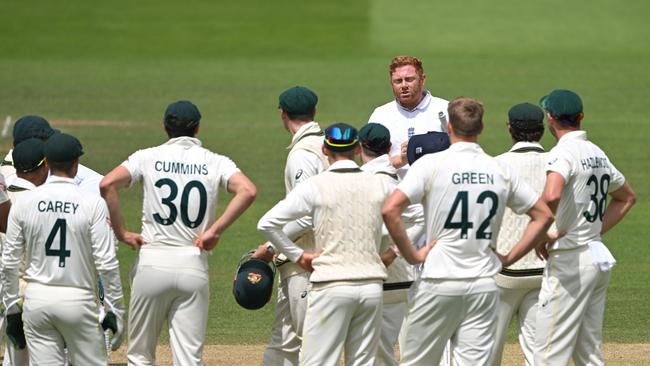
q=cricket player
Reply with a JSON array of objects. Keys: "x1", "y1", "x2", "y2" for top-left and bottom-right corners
[
  {"x1": 358, "y1": 123, "x2": 425, "y2": 366},
  {"x1": 100, "y1": 100, "x2": 257, "y2": 365},
  {"x1": 383, "y1": 97, "x2": 554, "y2": 365},
  {"x1": 368, "y1": 55, "x2": 448, "y2": 178},
  {"x1": 2, "y1": 133, "x2": 125, "y2": 365},
  {"x1": 0, "y1": 138, "x2": 50, "y2": 366},
  {"x1": 258, "y1": 123, "x2": 389, "y2": 366},
  {"x1": 251, "y1": 86, "x2": 328, "y2": 366},
  {"x1": 535, "y1": 89, "x2": 636, "y2": 366},
  {"x1": 490, "y1": 103, "x2": 549, "y2": 366},
  {"x1": 1, "y1": 115, "x2": 103, "y2": 196}
]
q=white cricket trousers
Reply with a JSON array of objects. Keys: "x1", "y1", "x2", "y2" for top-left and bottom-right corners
[
  {"x1": 263, "y1": 272, "x2": 310, "y2": 366},
  {"x1": 127, "y1": 265, "x2": 209, "y2": 366},
  {"x1": 401, "y1": 279, "x2": 498, "y2": 366},
  {"x1": 376, "y1": 289, "x2": 409, "y2": 366},
  {"x1": 489, "y1": 286, "x2": 539, "y2": 366},
  {"x1": 535, "y1": 245, "x2": 611, "y2": 366},
  {"x1": 22, "y1": 283, "x2": 106, "y2": 366},
  {"x1": 301, "y1": 282, "x2": 383, "y2": 366}
]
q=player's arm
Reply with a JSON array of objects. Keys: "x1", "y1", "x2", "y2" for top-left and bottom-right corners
[
  {"x1": 601, "y1": 181, "x2": 636, "y2": 235},
  {"x1": 499, "y1": 198, "x2": 554, "y2": 267},
  {"x1": 382, "y1": 189, "x2": 434, "y2": 265},
  {"x1": 0, "y1": 200, "x2": 10, "y2": 233},
  {"x1": 258, "y1": 183, "x2": 318, "y2": 271},
  {"x1": 541, "y1": 171, "x2": 565, "y2": 214},
  {"x1": 100, "y1": 166, "x2": 144, "y2": 250},
  {"x1": 389, "y1": 141, "x2": 409, "y2": 169},
  {"x1": 89, "y1": 199, "x2": 126, "y2": 351},
  {"x1": 2, "y1": 207, "x2": 24, "y2": 313},
  {"x1": 194, "y1": 172, "x2": 257, "y2": 251}
]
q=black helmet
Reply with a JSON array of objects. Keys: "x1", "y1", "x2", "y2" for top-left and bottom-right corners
[
  {"x1": 407, "y1": 131, "x2": 451, "y2": 165},
  {"x1": 233, "y1": 250, "x2": 276, "y2": 310}
]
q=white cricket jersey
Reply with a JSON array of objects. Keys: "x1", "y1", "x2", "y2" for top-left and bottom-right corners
[
  {"x1": 368, "y1": 91, "x2": 449, "y2": 178},
  {"x1": 2, "y1": 177, "x2": 118, "y2": 295},
  {"x1": 546, "y1": 130, "x2": 625, "y2": 250},
  {"x1": 397, "y1": 142, "x2": 538, "y2": 280},
  {"x1": 284, "y1": 121, "x2": 327, "y2": 192},
  {"x1": 121, "y1": 136, "x2": 239, "y2": 248},
  {"x1": 3, "y1": 149, "x2": 104, "y2": 196}
]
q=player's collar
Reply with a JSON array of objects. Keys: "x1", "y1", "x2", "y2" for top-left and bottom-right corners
[
  {"x1": 448, "y1": 141, "x2": 484, "y2": 154},
  {"x1": 558, "y1": 130, "x2": 587, "y2": 143},
  {"x1": 287, "y1": 121, "x2": 322, "y2": 149},
  {"x1": 360, "y1": 154, "x2": 395, "y2": 176},
  {"x1": 45, "y1": 176, "x2": 76, "y2": 185},
  {"x1": 328, "y1": 159, "x2": 360, "y2": 171},
  {"x1": 165, "y1": 136, "x2": 202, "y2": 147},
  {"x1": 397, "y1": 91, "x2": 432, "y2": 112},
  {"x1": 509, "y1": 141, "x2": 545, "y2": 153},
  {"x1": 8, "y1": 177, "x2": 36, "y2": 191}
]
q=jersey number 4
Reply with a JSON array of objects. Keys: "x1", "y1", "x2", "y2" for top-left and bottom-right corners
[
  {"x1": 443, "y1": 190, "x2": 499, "y2": 239},
  {"x1": 45, "y1": 218, "x2": 70, "y2": 268},
  {"x1": 153, "y1": 179, "x2": 207, "y2": 228}
]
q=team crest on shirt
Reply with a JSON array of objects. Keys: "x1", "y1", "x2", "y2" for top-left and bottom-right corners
[
  {"x1": 295, "y1": 169, "x2": 303, "y2": 181},
  {"x1": 247, "y1": 272, "x2": 262, "y2": 284}
]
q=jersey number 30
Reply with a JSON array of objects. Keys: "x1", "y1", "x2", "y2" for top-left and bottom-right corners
[
  {"x1": 45, "y1": 218, "x2": 70, "y2": 268},
  {"x1": 444, "y1": 190, "x2": 499, "y2": 240},
  {"x1": 153, "y1": 179, "x2": 207, "y2": 228}
]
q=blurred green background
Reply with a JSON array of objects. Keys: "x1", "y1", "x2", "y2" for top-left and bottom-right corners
[{"x1": 1, "y1": 0, "x2": 648, "y2": 344}]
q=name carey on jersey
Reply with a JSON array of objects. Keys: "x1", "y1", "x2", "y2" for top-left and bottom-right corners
[
  {"x1": 154, "y1": 161, "x2": 208, "y2": 175},
  {"x1": 38, "y1": 200, "x2": 79, "y2": 214}
]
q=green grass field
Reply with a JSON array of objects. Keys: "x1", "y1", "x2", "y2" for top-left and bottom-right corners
[{"x1": 1, "y1": 0, "x2": 648, "y2": 345}]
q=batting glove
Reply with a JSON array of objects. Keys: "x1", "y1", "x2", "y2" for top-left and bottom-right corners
[
  {"x1": 6, "y1": 312, "x2": 26, "y2": 349},
  {"x1": 101, "y1": 300, "x2": 125, "y2": 351}
]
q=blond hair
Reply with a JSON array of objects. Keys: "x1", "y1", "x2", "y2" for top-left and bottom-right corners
[{"x1": 448, "y1": 97, "x2": 484, "y2": 137}]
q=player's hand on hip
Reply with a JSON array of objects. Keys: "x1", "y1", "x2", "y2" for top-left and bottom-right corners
[
  {"x1": 194, "y1": 230, "x2": 221, "y2": 251},
  {"x1": 297, "y1": 251, "x2": 321, "y2": 272},
  {"x1": 413, "y1": 239, "x2": 436, "y2": 263},
  {"x1": 536, "y1": 230, "x2": 567, "y2": 260},
  {"x1": 122, "y1": 232, "x2": 145, "y2": 250}
]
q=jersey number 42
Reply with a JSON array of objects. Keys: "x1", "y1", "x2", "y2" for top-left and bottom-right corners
[{"x1": 444, "y1": 190, "x2": 499, "y2": 240}]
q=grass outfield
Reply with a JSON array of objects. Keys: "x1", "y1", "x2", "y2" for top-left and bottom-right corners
[{"x1": 1, "y1": 0, "x2": 648, "y2": 345}]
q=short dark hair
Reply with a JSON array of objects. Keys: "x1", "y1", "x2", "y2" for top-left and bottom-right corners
[
  {"x1": 509, "y1": 126, "x2": 544, "y2": 143},
  {"x1": 328, "y1": 149, "x2": 357, "y2": 160},
  {"x1": 48, "y1": 160, "x2": 75, "y2": 173},
  {"x1": 285, "y1": 110, "x2": 315, "y2": 122},
  {"x1": 553, "y1": 114, "x2": 581, "y2": 128},
  {"x1": 361, "y1": 146, "x2": 383, "y2": 158},
  {"x1": 165, "y1": 126, "x2": 198, "y2": 138}
]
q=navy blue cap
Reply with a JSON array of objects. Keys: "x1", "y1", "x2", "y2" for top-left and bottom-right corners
[
  {"x1": 324, "y1": 123, "x2": 359, "y2": 152},
  {"x1": 13, "y1": 115, "x2": 59, "y2": 146},
  {"x1": 233, "y1": 259, "x2": 275, "y2": 310},
  {"x1": 407, "y1": 131, "x2": 450, "y2": 165},
  {"x1": 164, "y1": 100, "x2": 201, "y2": 131}
]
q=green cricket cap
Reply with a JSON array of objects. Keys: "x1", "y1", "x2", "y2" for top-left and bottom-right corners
[
  {"x1": 359, "y1": 123, "x2": 391, "y2": 153},
  {"x1": 539, "y1": 89, "x2": 583, "y2": 117},
  {"x1": 164, "y1": 100, "x2": 201, "y2": 131},
  {"x1": 12, "y1": 115, "x2": 59, "y2": 146},
  {"x1": 508, "y1": 103, "x2": 544, "y2": 130},
  {"x1": 44, "y1": 133, "x2": 84, "y2": 163},
  {"x1": 278, "y1": 86, "x2": 318, "y2": 115},
  {"x1": 324, "y1": 122, "x2": 358, "y2": 152},
  {"x1": 12, "y1": 138, "x2": 46, "y2": 173}
]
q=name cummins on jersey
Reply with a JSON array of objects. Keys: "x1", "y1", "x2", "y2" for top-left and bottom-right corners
[{"x1": 122, "y1": 137, "x2": 239, "y2": 248}]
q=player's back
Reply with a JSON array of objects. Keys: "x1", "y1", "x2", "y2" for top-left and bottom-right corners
[
  {"x1": 11, "y1": 177, "x2": 109, "y2": 293},
  {"x1": 547, "y1": 131, "x2": 625, "y2": 249},
  {"x1": 124, "y1": 137, "x2": 238, "y2": 248},
  {"x1": 405, "y1": 142, "x2": 537, "y2": 279}
]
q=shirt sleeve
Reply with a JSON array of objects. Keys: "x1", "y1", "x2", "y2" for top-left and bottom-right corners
[
  {"x1": 120, "y1": 150, "x2": 145, "y2": 188},
  {"x1": 545, "y1": 147, "x2": 572, "y2": 183},
  {"x1": 89, "y1": 198, "x2": 120, "y2": 272},
  {"x1": 505, "y1": 164, "x2": 539, "y2": 215},
  {"x1": 286, "y1": 149, "x2": 323, "y2": 190},
  {"x1": 607, "y1": 160, "x2": 626, "y2": 192},
  {"x1": 396, "y1": 157, "x2": 429, "y2": 204},
  {"x1": 217, "y1": 155, "x2": 241, "y2": 190},
  {"x1": 2, "y1": 203, "x2": 24, "y2": 312},
  {"x1": 257, "y1": 182, "x2": 316, "y2": 262}
]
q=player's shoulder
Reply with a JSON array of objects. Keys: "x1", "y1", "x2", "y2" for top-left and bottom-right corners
[
  {"x1": 427, "y1": 95, "x2": 449, "y2": 108},
  {"x1": 369, "y1": 100, "x2": 399, "y2": 121}
]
